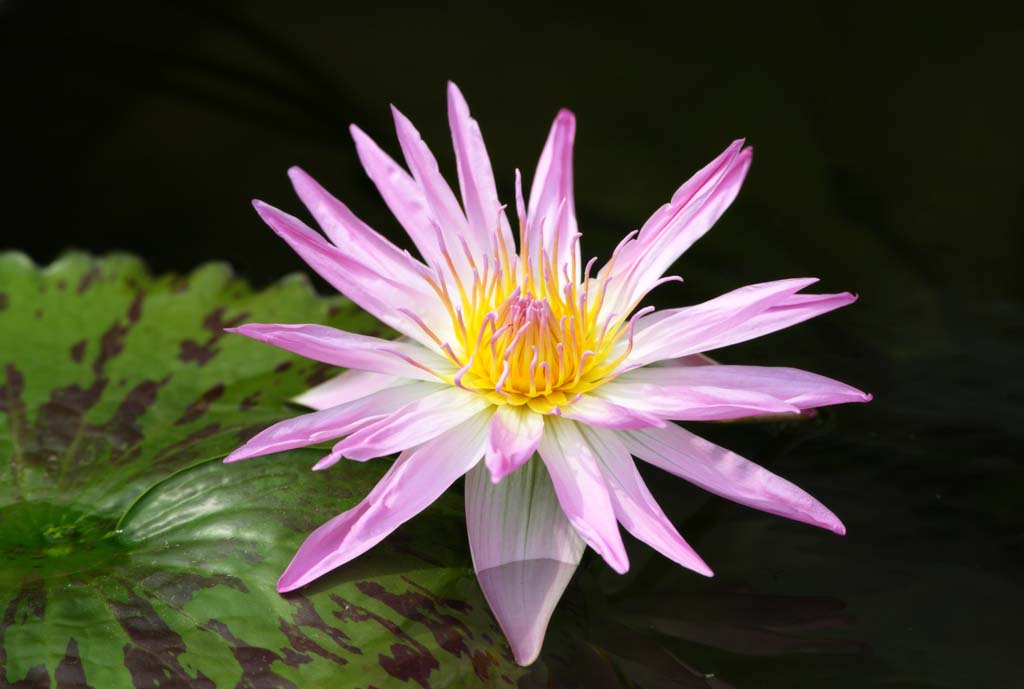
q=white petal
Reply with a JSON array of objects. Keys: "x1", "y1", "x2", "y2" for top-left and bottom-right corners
[
  {"x1": 465, "y1": 460, "x2": 584, "y2": 665},
  {"x1": 293, "y1": 370, "x2": 405, "y2": 411}
]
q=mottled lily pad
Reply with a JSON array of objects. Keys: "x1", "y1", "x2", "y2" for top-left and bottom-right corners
[{"x1": 0, "y1": 252, "x2": 521, "y2": 689}]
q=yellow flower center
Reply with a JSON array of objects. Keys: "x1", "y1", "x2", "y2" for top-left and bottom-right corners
[{"x1": 413, "y1": 227, "x2": 645, "y2": 414}]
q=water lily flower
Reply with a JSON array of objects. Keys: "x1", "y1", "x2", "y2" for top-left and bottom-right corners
[{"x1": 225, "y1": 82, "x2": 870, "y2": 665}]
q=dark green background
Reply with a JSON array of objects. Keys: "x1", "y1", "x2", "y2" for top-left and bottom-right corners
[{"x1": 2, "y1": 1, "x2": 1020, "y2": 687}]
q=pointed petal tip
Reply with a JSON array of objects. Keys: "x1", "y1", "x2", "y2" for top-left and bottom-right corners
[
  {"x1": 814, "y1": 507, "x2": 846, "y2": 535},
  {"x1": 276, "y1": 572, "x2": 303, "y2": 593},
  {"x1": 487, "y1": 463, "x2": 512, "y2": 484},
  {"x1": 610, "y1": 557, "x2": 630, "y2": 575},
  {"x1": 685, "y1": 555, "x2": 714, "y2": 577},
  {"x1": 554, "y1": 108, "x2": 576, "y2": 127},
  {"x1": 312, "y1": 454, "x2": 340, "y2": 471},
  {"x1": 510, "y1": 644, "x2": 542, "y2": 667},
  {"x1": 223, "y1": 450, "x2": 249, "y2": 464}
]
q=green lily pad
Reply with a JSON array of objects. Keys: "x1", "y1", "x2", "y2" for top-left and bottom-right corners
[{"x1": 0, "y1": 252, "x2": 521, "y2": 689}]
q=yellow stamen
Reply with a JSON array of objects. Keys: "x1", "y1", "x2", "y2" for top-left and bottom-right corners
[{"x1": 420, "y1": 216, "x2": 642, "y2": 413}]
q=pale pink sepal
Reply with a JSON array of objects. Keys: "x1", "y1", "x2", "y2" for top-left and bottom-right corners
[
  {"x1": 485, "y1": 405, "x2": 544, "y2": 483},
  {"x1": 277, "y1": 411, "x2": 491, "y2": 592},
  {"x1": 227, "y1": 322, "x2": 451, "y2": 383},
  {"x1": 622, "y1": 423, "x2": 846, "y2": 534},
  {"x1": 331, "y1": 386, "x2": 492, "y2": 461},
  {"x1": 224, "y1": 382, "x2": 441, "y2": 463},
  {"x1": 293, "y1": 370, "x2": 404, "y2": 411},
  {"x1": 582, "y1": 426, "x2": 713, "y2": 577},
  {"x1": 465, "y1": 460, "x2": 585, "y2": 665},
  {"x1": 537, "y1": 417, "x2": 629, "y2": 574}
]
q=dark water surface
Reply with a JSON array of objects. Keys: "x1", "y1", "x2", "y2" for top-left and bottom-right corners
[{"x1": 2, "y1": 1, "x2": 1020, "y2": 687}]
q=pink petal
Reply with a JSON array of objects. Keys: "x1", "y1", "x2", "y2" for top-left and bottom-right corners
[
  {"x1": 446, "y1": 81, "x2": 515, "y2": 255},
  {"x1": 227, "y1": 322, "x2": 451, "y2": 382},
  {"x1": 537, "y1": 417, "x2": 629, "y2": 574},
  {"x1": 277, "y1": 411, "x2": 490, "y2": 592},
  {"x1": 293, "y1": 370, "x2": 404, "y2": 410},
  {"x1": 465, "y1": 460, "x2": 585, "y2": 665},
  {"x1": 617, "y1": 365, "x2": 872, "y2": 411},
  {"x1": 627, "y1": 281, "x2": 856, "y2": 368},
  {"x1": 653, "y1": 353, "x2": 718, "y2": 367},
  {"x1": 600, "y1": 141, "x2": 751, "y2": 314},
  {"x1": 622, "y1": 423, "x2": 846, "y2": 534},
  {"x1": 250, "y1": 201, "x2": 447, "y2": 347},
  {"x1": 349, "y1": 124, "x2": 441, "y2": 265},
  {"x1": 390, "y1": 105, "x2": 478, "y2": 257},
  {"x1": 558, "y1": 394, "x2": 666, "y2": 430},
  {"x1": 595, "y1": 380, "x2": 800, "y2": 421},
  {"x1": 485, "y1": 405, "x2": 544, "y2": 483},
  {"x1": 526, "y1": 109, "x2": 579, "y2": 281},
  {"x1": 331, "y1": 387, "x2": 492, "y2": 461},
  {"x1": 224, "y1": 382, "x2": 442, "y2": 463},
  {"x1": 581, "y1": 425, "x2": 713, "y2": 576},
  {"x1": 287, "y1": 166, "x2": 429, "y2": 281}
]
